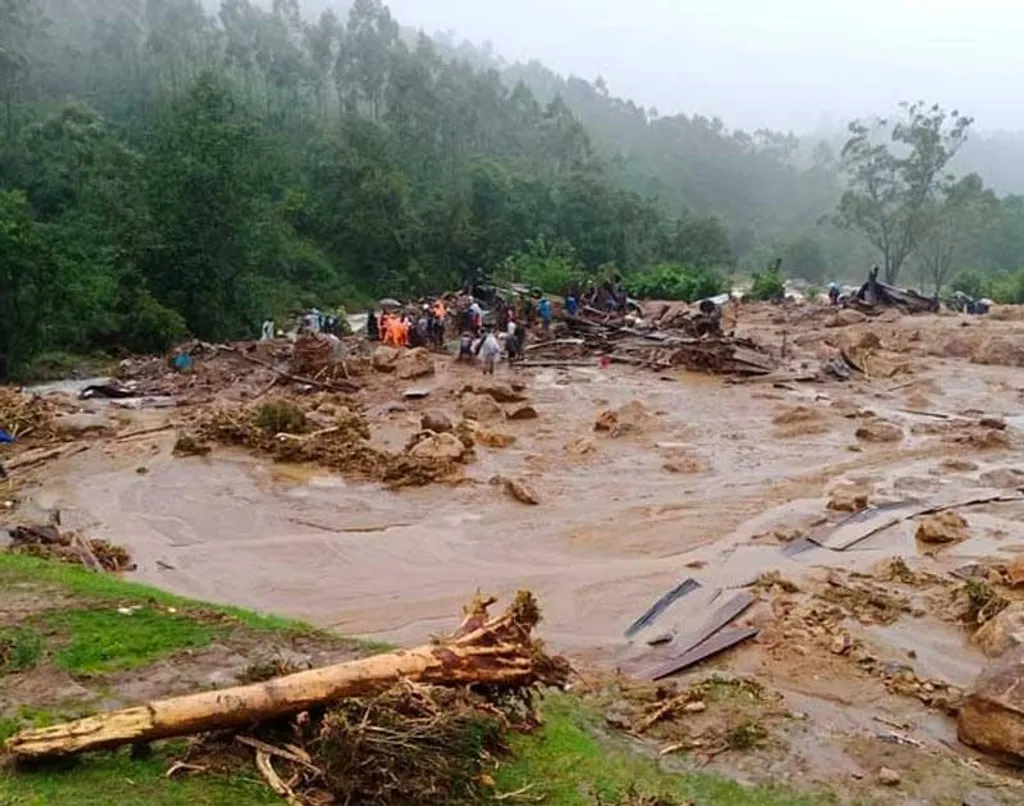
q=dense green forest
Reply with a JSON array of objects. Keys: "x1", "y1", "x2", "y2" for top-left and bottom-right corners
[{"x1": 3, "y1": 0, "x2": 1024, "y2": 374}]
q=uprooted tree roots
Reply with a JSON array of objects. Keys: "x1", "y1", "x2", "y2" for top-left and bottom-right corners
[
  {"x1": 6, "y1": 593, "x2": 570, "y2": 803},
  {"x1": 190, "y1": 398, "x2": 469, "y2": 488}
]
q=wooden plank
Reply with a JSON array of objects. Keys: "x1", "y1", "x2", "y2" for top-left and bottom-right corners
[
  {"x1": 624, "y1": 578, "x2": 701, "y2": 638},
  {"x1": 648, "y1": 627, "x2": 760, "y2": 681}
]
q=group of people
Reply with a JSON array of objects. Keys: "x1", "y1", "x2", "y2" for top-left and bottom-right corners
[{"x1": 368, "y1": 299, "x2": 448, "y2": 350}]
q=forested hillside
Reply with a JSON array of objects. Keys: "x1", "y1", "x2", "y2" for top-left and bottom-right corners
[{"x1": 3, "y1": 0, "x2": 1024, "y2": 376}]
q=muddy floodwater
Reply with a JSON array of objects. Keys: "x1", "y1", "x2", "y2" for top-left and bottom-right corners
[{"x1": 13, "y1": 307, "x2": 1024, "y2": 800}]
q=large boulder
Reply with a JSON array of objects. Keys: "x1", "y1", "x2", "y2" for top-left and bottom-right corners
[
  {"x1": 408, "y1": 432, "x2": 467, "y2": 461},
  {"x1": 975, "y1": 603, "x2": 1024, "y2": 658},
  {"x1": 461, "y1": 393, "x2": 506, "y2": 424},
  {"x1": 855, "y1": 419, "x2": 904, "y2": 443},
  {"x1": 958, "y1": 646, "x2": 1024, "y2": 760},
  {"x1": 915, "y1": 510, "x2": 968, "y2": 544},
  {"x1": 420, "y1": 411, "x2": 453, "y2": 434},
  {"x1": 467, "y1": 382, "x2": 528, "y2": 403},
  {"x1": 507, "y1": 405, "x2": 539, "y2": 421},
  {"x1": 395, "y1": 347, "x2": 435, "y2": 380},
  {"x1": 372, "y1": 346, "x2": 401, "y2": 372},
  {"x1": 826, "y1": 309, "x2": 867, "y2": 328}
]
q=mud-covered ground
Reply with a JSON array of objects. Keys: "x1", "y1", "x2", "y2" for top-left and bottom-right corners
[{"x1": 7, "y1": 302, "x2": 1024, "y2": 803}]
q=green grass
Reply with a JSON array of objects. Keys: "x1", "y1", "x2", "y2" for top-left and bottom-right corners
[
  {"x1": 0, "y1": 627, "x2": 43, "y2": 673},
  {"x1": 0, "y1": 749, "x2": 280, "y2": 806},
  {"x1": 46, "y1": 608, "x2": 220, "y2": 675},
  {"x1": 495, "y1": 693, "x2": 825, "y2": 806},
  {"x1": 0, "y1": 553, "x2": 304, "y2": 632}
]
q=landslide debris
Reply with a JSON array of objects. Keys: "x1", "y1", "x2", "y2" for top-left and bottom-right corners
[{"x1": 193, "y1": 397, "x2": 469, "y2": 489}]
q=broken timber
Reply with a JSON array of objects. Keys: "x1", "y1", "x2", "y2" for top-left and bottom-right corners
[{"x1": 5, "y1": 592, "x2": 567, "y2": 760}]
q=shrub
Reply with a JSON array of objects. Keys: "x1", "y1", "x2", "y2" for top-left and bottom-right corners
[
  {"x1": 748, "y1": 267, "x2": 786, "y2": 301},
  {"x1": 624, "y1": 264, "x2": 727, "y2": 302}
]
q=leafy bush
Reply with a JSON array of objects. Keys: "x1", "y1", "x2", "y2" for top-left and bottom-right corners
[
  {"x1": 951, "y1": 270, "x2": 989, "y2": 299},
  {"x1": 624, "y1": 264, "x2": 727, "y2": 301},
  {"x1": 747, "y1": 267, "x2": 786, "y2": 301},
  {"x1": 497, "y1": 239, "x2": 584, "y2": 293}
]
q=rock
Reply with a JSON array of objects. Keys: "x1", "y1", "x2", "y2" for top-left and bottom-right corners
[
  {"x1": 461, "y1": 393, "x2": 506, "y2": 424},
  {"x1": 408, "y1": 432, "x2": 467, "y2": 462},
  {"x1": 974, "y1": 603, "x2": 1024, "y2": 658},
  {"x1": 827, "y1": 483, "x2": 871, "y2": 513},
  {"x1": 958, "y1": 646, "x2": 1024, "y2": 760},
  {"x1": 683, "y1": 701, "x2": 707, "y2": 713},
  {"x1": 372, "y1": 345, "x2": 401, "y2": 372},
  {"x1": 594, "y1": 409, "x2": 620, "y2": 433},
  {"x1": 830, "y1": 631, "x2": 854, "y2": 656},
  {"x1": 915, "y1": 510, "x2": 968, "y2": 544},
  {"x1": 507, "y1": 405, "x2": 539, "y2": 421},
  {"x1": 468, "y1": 382, "x2": 527, "y2": 403},
  {"x1": 979, "y1": 417, "x2": 1007, "y2": 431},
  {"x1": 595, "y1": 400, "x2": 650, "y2": 437},
  {"x1": 877, "y1": 767, "x2": 901, "y2": 786},
  {"x1": 503, "y1": 476, "x2": 540, "y2": 505},
  {"x1": 980, "y1": 468, "x2": 1024, "y2": 489},
  {"x1": 55, "y1": 412, "x2": 113, "y2": 436},
  {"x1": 827, "y1": 309, "x2": 867, "y2": 328},
  {"x1": 395, "y1": 347, "x2": 435, "y2": 380},
  {"x1": 1005, "y1": 559, "x2": 1024, "y2": 588},
  {"x1": 564, "y1": 438, "x2": 596, "y2": 457},
  {"x1": 421, "y1": 411, "x2": 453, "y2": 434},
  {"x1": 939, "y1": 458, "x2": 979, "y2": 473},
  {"x1": 855, "y1": 419, "x2": 904, "y2": 443}
]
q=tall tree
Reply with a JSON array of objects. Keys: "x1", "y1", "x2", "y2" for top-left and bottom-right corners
[{"x1": 835, "y1": 102, "x2": 972, "y2": 283}]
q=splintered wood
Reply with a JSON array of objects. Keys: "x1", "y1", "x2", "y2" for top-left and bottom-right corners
[{"x1": 5, "y1": 591, "x2": 569, "y2": 760}]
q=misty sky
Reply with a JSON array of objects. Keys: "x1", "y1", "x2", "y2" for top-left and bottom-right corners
[{"x1": 375, "y1": 0, "x2": 1020, "y2": 134}]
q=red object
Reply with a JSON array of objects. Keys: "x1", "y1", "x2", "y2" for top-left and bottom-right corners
[{"x1": 599, "y1": 357, "x2": 611, "y2": 369}]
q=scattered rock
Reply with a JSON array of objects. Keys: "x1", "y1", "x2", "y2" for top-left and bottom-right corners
[
  {"x1": 467, "y1": 382, "x2": 527, "y2": 403},
  {"x1": 877, "y1": 767, "x2": 901, "y2": 787},
  {"x1": 683, "y1": 701, "x2": 707, "y2": 714},
  {"x1": 371, "y1": 345, "x2": 401, "y2": 372},
  {"x1": 461, "y1": 393, "x2": 506, "y2": 424},
  {"x1": 408, "y1": 432, "x2": 467, "y2": 462},
  {"x1": 564, "y1": 438, "x2": 596, "y2": 457},
  {"x1": 974, "y1": 603, "x2": 1024, "y2": 658},
  {"x1": 855, "y1": 419, "x2": 904, "y2": 443},
  {"x1": 958, "y1": 646, "x2": 1024, "y2": 760},
  {"x1": 1003, "y1": 559, "x2": 1024, "y2": 588},
  {"x1": 420, "y1": 411, "x2": 453, "y2": 434},
  {"x1": 979, "y1": 417, "x2": 1007, "y2": 431},
  {"x1": 939, "y1": 458, "x2": 980, "y2": 473},
  {"x1": 394, "y1": 348, "x2": 435, "y2": 380},
  {"x1": 830, "y1": 631, "x2": 854, "y2": 656},
  {"x1": 594, "y1": 400, "x2": 650, "y2": 437},
  {"x1": 507, "y1": 405, "x2": 539, "y2": 421},
  {"x1": 502, "y1": 476, "x2": 540, "y2": 505},
  {"x1": 173, "y1": 433, "x2": 212, "y2": 457},
  {"x1": 915, "y1": 510, "x2": 968, "y2": 545},
  {"x1": 827, "y1": 483, "x2": 871, "y2": 513},
  {"x1": 663, "y1": 456, "x2": 706, "y2": 474},
  {"x1": 980, "y1": 468, "x2": 1024, "y2": 489},
  {"x1": 772, "y1": 405, "x2": 821, "y2": 426},
  {"x1": 827, "y1": 309, "x2": 867, "y2": 327}
]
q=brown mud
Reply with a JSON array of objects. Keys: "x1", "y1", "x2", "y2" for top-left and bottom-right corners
[{"x1": 7, "y1": 304, "x2": 1024, "y2": 801}]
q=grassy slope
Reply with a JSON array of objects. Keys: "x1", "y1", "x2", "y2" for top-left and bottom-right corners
[{"x1": 0, "y1": 555, "x2": 820, "y2": 805}]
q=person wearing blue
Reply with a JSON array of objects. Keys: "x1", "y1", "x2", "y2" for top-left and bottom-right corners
[
  {"x1": 538, "y1": 296, "x2": 552, "y2": 331},
  {"x1": 566, "y1": 294, "x2": 578, "y2": 317},
  {"x1": 0, "y1": 427, "x2": 15, "y2": 480},
  {"x1": 828, "y1": 282, "x2": 841, "y2": 306}
]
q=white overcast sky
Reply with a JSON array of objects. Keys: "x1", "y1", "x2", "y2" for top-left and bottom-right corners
[{"x1": 371, "y1": 0, "x2": 1019, "y2": 134}]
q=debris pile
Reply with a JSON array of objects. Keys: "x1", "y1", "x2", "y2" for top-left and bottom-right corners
[
  {"x1": 6, "y1": 523, "x2": 134, "y2": 572},
  {"x1": 850, "y1": 270, "x2": 940, "y2": 316},
  {"x1": 0, "y1": 389, "x2": 62, "y2": 444},
  {"x1": 4, "y1": 593, "x2": 571, "y2": 805},
  {"x1": 525, "y1": 310, "x2": 778, "y2": 376},
  {"x1": 193, "y1": 398, "x2": 469, "y2": 489}
]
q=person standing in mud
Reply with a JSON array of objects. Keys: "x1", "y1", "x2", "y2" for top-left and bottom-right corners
[
  {"x1": 0, "y1": 428, "x2": 14, "y2": 480},
  {"x1": 478, "y1": 327, "x2": 501, "y2": 375}
]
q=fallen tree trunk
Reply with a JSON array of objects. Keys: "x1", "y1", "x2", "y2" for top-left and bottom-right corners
[
  {"x1": 231, "y1": 348, "x2": 361, "y2": 395},
  {"x1": 5, "y1": 592, "x2": 567, "y2": 760}
]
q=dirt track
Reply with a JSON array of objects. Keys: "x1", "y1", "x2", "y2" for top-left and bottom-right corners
[{"x1": 9, "y1": 304, "x2": 1024, "y2": 801}]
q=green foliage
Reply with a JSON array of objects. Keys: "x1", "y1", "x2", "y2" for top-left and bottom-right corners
[
  {"x1": 47, "y1": 608, "x2": 220, "y2": 675},
  {"x1": 624, "y1": 264, "x2": 727, "y2": 301},
  {"x1": 497, "y1": 238, "x2": 584, "y2": 292},
  {"x1": 951, "y1": 270, "x2": 989, "y2": 299},
  {"x1": 748, "y1": 267, "x2": 787, "y2": 301},
  {"x1": 253, "y1": 400, "x2": 307, "y2": 434},
  {"x1": 986, "y1": 270, "x2": 1024, "y2": 304},
  {"x1": 836, "y1": 102, "x2": 973, "y2": 283},
  {"x1": 0, "y1": 626, "x2": 43, "y2": 673}
]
